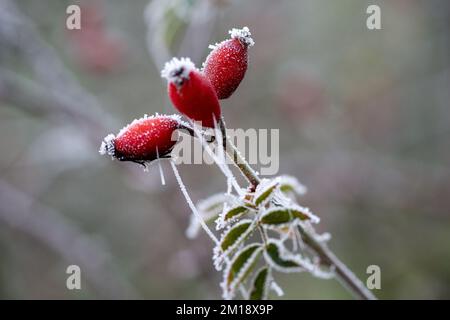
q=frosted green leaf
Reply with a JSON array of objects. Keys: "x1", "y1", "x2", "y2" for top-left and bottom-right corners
[
  {"x1": 220, "y1": 220, "x2": 253, "y2": 252},
  {"x1": 254, "y1": 179, "x2": 278, "y2": 207},
  {"x1": 224, "y1": 243, "x2": 263, "y2": 297},
  {"x1": 260, "y1": 208, "x2": 292, "y2": 225},
  {"x1": 260, "y1": 206, "x2": 319, "y2": 226},
  {"x1": 264, "y1": 241, "x2": 304, "y2": 271},
  {"x1": 289, "y1": 205, "x2": 320, "y2": 223},
  {"x1": 224, "y1": 205, "x2": 248, "y2": 222},
  {"x1": 249, "y1": 267, "x2": 270, "y2": 300},
  {"x1": 277, "y1": 175, "x2": 307, "y2": 196}
]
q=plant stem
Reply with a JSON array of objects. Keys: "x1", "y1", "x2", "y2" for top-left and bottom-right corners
[
  {"x1": 219, "y1": 118, "x2": 261, "y2": 188},
  {"x1": 220, "y1": 120, "x2": 376, "y2": 300}
]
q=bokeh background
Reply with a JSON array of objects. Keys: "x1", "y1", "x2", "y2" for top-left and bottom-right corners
[{"x1": 0, "y1": 0, "x2": 449, "y2": 299}]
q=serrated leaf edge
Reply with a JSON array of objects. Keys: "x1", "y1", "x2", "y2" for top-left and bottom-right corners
[
  {"x1": 249, "y1": 266, "x2": 271, "y2": 300},
  {"x1": 219, "y1": 219, "x2": 255, "y2": 254},
  {"x1": 221, "y1": 243, "x2": 263, "y2": 300},
  {"x1": 254, "y1": 179, "x2": 279, "y2": 207}
]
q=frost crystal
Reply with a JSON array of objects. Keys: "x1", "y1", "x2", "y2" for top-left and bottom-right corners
[
  {"x1": 99, "y1": 133, "x2": 116, "y2": 157},
  {"x1": 161, "y1": 57, "x2": 196, "y2": 86},
  {"x1": 170, "y1": 160, "x2": 219, "y2": 245},
  {"x1": 229, "y1": 26, "x2": 255, "y2": 47},
  {"x1": 156, "y1": 147, "x2": 166, "y2": 186},
  {"x1": 221, "y1": 243, "x2": 262, "y2": 300},
  {"x1": 270, "y1": 280, "x2": 284, "y2": 297}
]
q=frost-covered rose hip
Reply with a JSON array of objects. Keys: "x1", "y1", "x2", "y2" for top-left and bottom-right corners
[
  {"x1": 202, "y1": 27, "x2": 254, "y2": 99},
  {"x1": 161, "y1": 57, "x2": 221, "y2": 128},
  {"x1": 99, "y1": 114, "x2": 183, "y2": 163}
]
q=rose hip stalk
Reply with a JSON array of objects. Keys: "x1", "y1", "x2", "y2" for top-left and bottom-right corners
[
  {"x1": 99, "y1": 114, "x2": 184, "y2": 164},
  {"x1": 202, "y1": 27, "x2": 254, "y2": 99},
  {"x1": 161, "y1": 57, "x2": 221, "y2": 128}
]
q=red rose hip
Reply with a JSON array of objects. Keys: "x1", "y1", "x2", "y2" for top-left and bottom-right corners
[
  {"x1": 99, "y1": 114, "x2": 183, "y2": 163},
  {"x1": 202, "y1": 27, "x2": 254, "y2": 100},
  {"x1": 161, "y1": 57, "x2": 221, "y2": 128}
]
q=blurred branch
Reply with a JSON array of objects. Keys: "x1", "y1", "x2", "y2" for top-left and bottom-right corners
[
  {"x1": 0, "y1": 180, "x2": 140, "y2": 299},
  {"x1": 0, "y1": 0, "x2": 168, "y2": 193},
  {"x1": 0, "y1": 67, "x2": 105, "y2": 138},
  {"x1": 0, "y1": 0, "x2": 116, "y2": 128}
]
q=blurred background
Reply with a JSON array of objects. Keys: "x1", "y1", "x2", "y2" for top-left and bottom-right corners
[{"x1": 0, "y1": 0, "x2": 449, "y2": 299}]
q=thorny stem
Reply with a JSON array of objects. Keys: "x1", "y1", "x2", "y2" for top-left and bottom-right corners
[{"x1": 218, "y1": 118, "x2": 377, "y2": 300}]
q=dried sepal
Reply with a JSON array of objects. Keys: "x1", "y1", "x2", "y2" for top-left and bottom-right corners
[
  {"x1": 249, "y1": 267, "x2": 271, "y2": 300},
  {"x1": 222, "y1": 243, "x2": 263, "y2": 299},
  {"x1": 161, "y1": 57, "x2": 196, "y2": 86},
  {"x1": 229, "y1": 27, "x2": 255, "y2": 47}
]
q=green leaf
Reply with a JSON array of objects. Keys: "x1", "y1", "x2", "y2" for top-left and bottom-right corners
[
  {"x1": 289, "y1": 206, "x2": 319, "y2": 223},
  {"x1": 264, "y1": 242, "x2": 333, "y2": 278},
  {"x1": 260, "y1": 206, "x2": 319, "y2": 225},
  {"x1": 280, "y1": 185, "x2": 293, "y2": 193},
  {"x1": 277, "y1": 175, "x2": 307, "y2": 196},
  {"x1": 220, "y1": 220, "x2": 253, "y2": 252},
  {"x1": 249, "y1": 267, "x2": 270, "y2": 300},
  {"x1": 226, "y1": 244, "x2": 263, "y2": 290},
  {"x1": 264, "y1": 241, "x2": 302, "y2": 269},
  {"x1": 254, "y1": 179, "x2": 278, "y2": 206},
  {"x1": 224, "y1": 205, "x2": 249, "y2": 222},
  {"x1": 260, "y1": 208, "x2": 292, "y2": 225}
]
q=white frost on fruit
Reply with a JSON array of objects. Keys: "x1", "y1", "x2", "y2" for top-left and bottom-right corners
[
  {"x1": 229, "y1": 26, "x2": 255, "y2": 47},
  {"x1": 99, "y1": 133, "x2": 116, "y2": 157},
  {"x1": 161, "y1": 57, "x2": 197, "y2": 86}
]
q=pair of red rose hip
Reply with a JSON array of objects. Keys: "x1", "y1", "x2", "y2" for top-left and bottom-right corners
[{"x1": 100, "y1": 27, "x2": 254, "y2": 163}]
